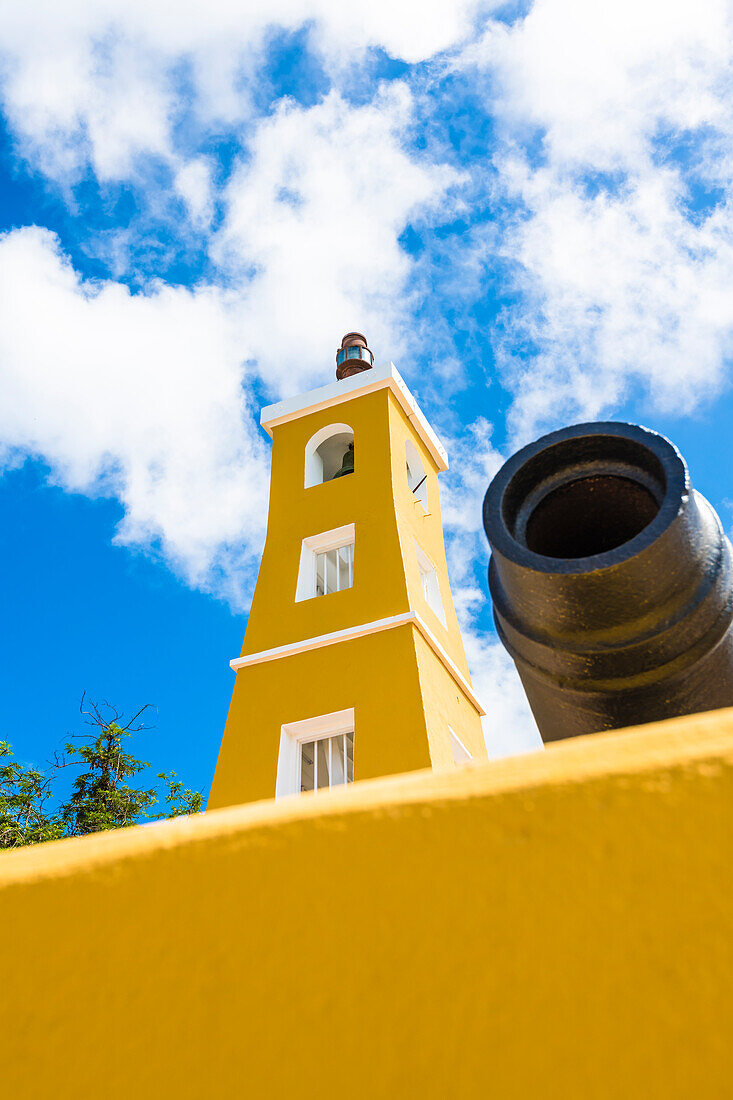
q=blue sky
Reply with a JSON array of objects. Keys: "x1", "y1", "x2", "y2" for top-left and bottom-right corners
[{"x1": 1, "y1": 0, "x2": 733, "y2": 804}]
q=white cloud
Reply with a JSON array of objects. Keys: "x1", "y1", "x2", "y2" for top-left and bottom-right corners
[
  {"x1": 465, "y1": 0, "x2": 733, "y2": 439},
  {"x1": 0, "y1": 5, "x2": 463, "y2": 589},
  {"x1": 0, "y1": 29, "x2": 176, "y2": 183},
  {"x1": 215, "y1": 84, "x2": 456, "y2": 394},
  {"x1": 0, "y1": 0, "x2": 484, "y2": 185},
  {"x1": 464, "y1": 625, "x2": 542, "y2": 757},
  {"x1": 0, "y1": 225, "x2": 269, "y2": 598},
  {"x1": 496, "y1": 164, "x2": 733, "y2": 440},
  {"x1": 0, "y1": 87, "x2": 454, "y2": 599},
  {"x1": 484, "y1": 0, "x2": 731, "y2": 171},
  {"x1": 174, "y1": 158, "x2": 215, "y2": 227}
]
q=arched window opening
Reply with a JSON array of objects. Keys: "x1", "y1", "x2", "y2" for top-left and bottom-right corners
[
  {"x1": 304, "y1": 424, "x2": 355, "y2": 487},
  {"x1": 406, "y1": 440, "x2": 428, "y2": 512}
]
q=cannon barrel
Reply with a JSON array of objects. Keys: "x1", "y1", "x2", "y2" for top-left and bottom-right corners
[{"x1": 482, "y1": 421, "x2": 733, "y2": 742}]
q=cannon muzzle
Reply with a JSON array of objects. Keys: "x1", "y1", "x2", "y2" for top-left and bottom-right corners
[{"x1": 483, "y1": 422, "x2": 733, "y2": 742}]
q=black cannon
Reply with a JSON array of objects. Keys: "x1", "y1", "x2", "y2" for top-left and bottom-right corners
[{"x1": 483, "y1": 421, "x2": 733, "y2": 742}]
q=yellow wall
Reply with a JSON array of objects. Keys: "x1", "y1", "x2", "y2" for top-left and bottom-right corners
[
  {"x1": 2, "y1": 708, "x2": 732, "y2": 1099},
  {"x1": 388, "y1": 396, "x2": 471, "y2": 678},
  {"x1": 210, "y1": 625, "x2": 433, "y2": 809},
  {"x1": 414, "y1": 630, "x2": 487, "y2": 767},
  {"x1": 210, "y1": 382, "x2": 485, "y2": 808},
  {"x1": 242, "y1": 387, "x2": 407, "y2": 655}
]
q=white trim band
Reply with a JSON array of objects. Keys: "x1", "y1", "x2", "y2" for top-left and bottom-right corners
[
  {"x1": 230, "y1": 611, "x2": 485, "y2": 716},
  {"x1": 260, "y1": 363, "x2": 449, "y2": 472}
]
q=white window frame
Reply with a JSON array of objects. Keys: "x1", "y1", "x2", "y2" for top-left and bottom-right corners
[
  {"x1": 406, "y1": 439, "x2": 429, "y2": 513},
  {"x1": 276, "y1": 708, "x2": 355, "y2": 798},
  {"x1": 449, "y1": 727, "x2": 473, "y2": 766},
  {"x1": 304, "y1": 423, "x2": 354, "y2": 487},
  {"x1": 295, "y1": 523, "x2": 355, "y2": 602},
  {"x1": 414, "y1": 540, "x2": 447, "y2": 627}
]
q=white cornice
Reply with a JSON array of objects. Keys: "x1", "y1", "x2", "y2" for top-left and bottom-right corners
[
  {"x1": 260, "y1": 363, "x2": 449, "y2": 472},
  {"x1": 230, "y1": 611, "x2": 485, "y2": 716}
]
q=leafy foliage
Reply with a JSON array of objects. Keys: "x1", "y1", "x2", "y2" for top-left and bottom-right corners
[
  {"x1": 0, "y1": 697, "x2": 202, "y2": 850},
  {"x1": 0, "y1": 743, "x2": 64, "y2": 848}
]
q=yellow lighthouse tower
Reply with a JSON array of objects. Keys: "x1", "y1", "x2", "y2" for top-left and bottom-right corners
[{"x1": 208, "y1": 334, "x2": 486, "y2": 809}]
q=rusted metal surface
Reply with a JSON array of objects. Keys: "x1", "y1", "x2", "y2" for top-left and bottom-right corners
[
  {"x1": 483, "y1": 422, "x2": 733, "y2": 741},
  {"x1": 336, "y1": 332, "x2": 374, "y2": 380}
]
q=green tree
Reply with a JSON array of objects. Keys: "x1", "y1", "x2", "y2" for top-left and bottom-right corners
[
  {"x1": 0, "y1": 697, "x2": 202, "y2": 850},
  {"x1": 0, "y1": 743, "x2": 65, "y2": 848}
]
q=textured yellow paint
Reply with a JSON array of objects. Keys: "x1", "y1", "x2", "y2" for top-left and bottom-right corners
[
  {"x1": 388, "y1": 396, "x2": 472, "y2": 677},
  {"x1": 210, "y1": 625, "x2": 433, "y2": 809},
  {"x1": 413, "y1": 629, "x2": 488, "y2": 767},
  {"x1": 209, "y1": 382, "x2": 484, "y2": 808},
  {"x1": 2, "y1": 709, "x2": 732, "y2": 1098}
]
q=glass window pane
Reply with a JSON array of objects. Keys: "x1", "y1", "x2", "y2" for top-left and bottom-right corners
[
  {"x1": 315, "y1": 552, "x2": 326, "y2": 596},
  {"x1": 347, "y1": 346, "x2": 360, "y2": 358},
  {"x1": 337, "y1": 544, "x2": 352, "y2": 591},
  {"x1": 345, "y1": 732, "x2": 354, "y2": 783},
  {"x1": 316, "y1": 739, "x2": 330, "y2": 790},
  {"x1": 315, "y1": 543, "x2": 355, "y2": 596},
  {"x1": 300, "y1": 742, "x2": 315, "y2": 792},
  {"x1": 325, "y1": 548, "x2": 338, "y2": 594},
  {"x1": 330, "y1": 735, "x2": 346, "y2": 785}
]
